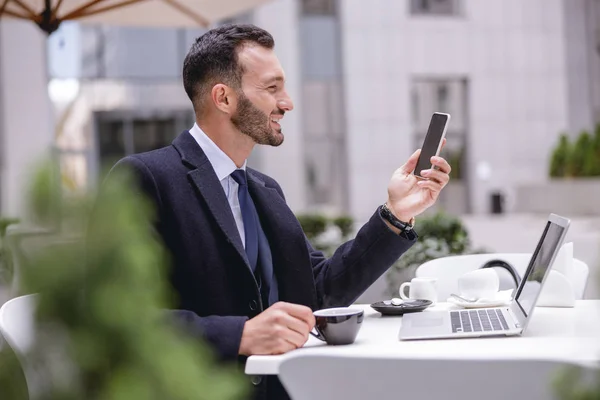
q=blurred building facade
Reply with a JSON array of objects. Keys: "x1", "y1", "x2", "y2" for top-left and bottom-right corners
[
  {"x1": 3, "y1": 0, "x2": 600, "y2": 223},
  {"x1": 0, "y1": 21, "x2": 54, "y2": 218}
]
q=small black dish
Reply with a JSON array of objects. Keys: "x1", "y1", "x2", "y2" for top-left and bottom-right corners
[{"x1": 370, "y1": 299, "x2": 432, "y2": 316}]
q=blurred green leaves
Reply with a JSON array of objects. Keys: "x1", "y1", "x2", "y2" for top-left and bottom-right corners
[
  {"x1": 0, "y1": 159, "x2": 248, "y2": 400},
  {"x1": 386, "y1": 211, "x2": 483, "y2": 296},
  {"x1": 550, "y1": 128, "x2": 600, "y2": 178},
  {"x1": 554, "y1": 365, "x2": 600, "y2": 400},
  {"x1": 296, "y1": 214, "x2": 329, "y2": 243},
  {"x1": 296, "y1": 213, "x2": 354, "y2": 256}
]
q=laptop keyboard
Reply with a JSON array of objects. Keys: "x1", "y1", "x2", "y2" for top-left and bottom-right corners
[{"x1": 451, "y1": 309, "x2": 511, "y2": 333}]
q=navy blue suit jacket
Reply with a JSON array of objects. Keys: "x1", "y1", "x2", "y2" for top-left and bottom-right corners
[{"x1": 110, "y1": 131, "x2": 417, "y2": 398}]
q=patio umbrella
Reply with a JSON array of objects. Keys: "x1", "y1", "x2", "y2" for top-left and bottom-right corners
[{"x1": 0, "y1": 0, "x2": 271, "y2": 35}]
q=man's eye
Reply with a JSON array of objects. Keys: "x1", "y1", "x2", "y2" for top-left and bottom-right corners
[{"x1": 268, "y1": 85, "x2": 277, "y2": 91}]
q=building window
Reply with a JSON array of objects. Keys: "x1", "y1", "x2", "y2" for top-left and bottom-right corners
[
  {"x1": 97, "y1": 120, "x2": 126, "y2": 170},
  {"x1": 412, "y1": 88, "x2": 420, "y2": 124},
  {"x1": 410, "y1": 0, "x2": 459, "y2": 16},
  {"x1": 301, "y1": 0, "x2": 337, "y2": 16},
  {"x1": 412, "y1": 78, "x2": 467, "y2": 181},
  {"x1": 95, "y1": 111, "x2": 193, "y2": 172},
  {"x1": 437, "y1": 83, "x2": 449, "y2": 113},
  {"x1": 299, "y1": 2, "x2": 348, "y2": 212},
  {"x1": 132, "y1": 118, "x2": 177, "y2": 154}
]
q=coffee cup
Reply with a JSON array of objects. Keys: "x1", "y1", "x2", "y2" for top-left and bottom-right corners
[
  {"x1": 399, "y1": 277, "x2": 438, "y2": 304},
  {"x1": 458, "y1": 269, "x2": 500, "y2": 300},
  {"x1": 310, "y1": 307, "x2": 363, "y2": 345}
]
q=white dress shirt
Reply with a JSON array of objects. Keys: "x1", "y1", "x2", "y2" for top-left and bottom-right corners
[{"x1": 189, "y1": 123, "x2": 247, "y2": 247}]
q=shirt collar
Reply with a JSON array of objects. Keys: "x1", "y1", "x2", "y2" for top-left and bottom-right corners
[{"x1": 189, "y1": 123, "x2": 246, "y2": 181}]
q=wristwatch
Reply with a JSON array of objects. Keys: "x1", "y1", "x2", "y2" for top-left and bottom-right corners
[{"x1": 380, "y1": 203, "x2": 415, "y2": 234}]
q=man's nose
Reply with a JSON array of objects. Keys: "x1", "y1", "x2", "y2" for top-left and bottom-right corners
[{"x1": 277, "y1": 92, "x2": 294, "y2": 112}]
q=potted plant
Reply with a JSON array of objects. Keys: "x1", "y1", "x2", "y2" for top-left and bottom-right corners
[
  {"x1": 385, "y1": 211, "x2": 483, "y2": 297},
  {"x1": 296, "y1": 213, "x2": 354, "y2": 256},
  {"x1": 0, "y1": 161, "x2": 248, "y2": 400},
  {"x1": 516, "y1": 126, "x2": 600, "y2": 215}
]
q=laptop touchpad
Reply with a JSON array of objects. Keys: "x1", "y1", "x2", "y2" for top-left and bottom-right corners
[{"x1": 411, "y1": 316, "x2": 444, "y2": 327}]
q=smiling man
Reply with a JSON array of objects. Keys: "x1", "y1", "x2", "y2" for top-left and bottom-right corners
[{"x1": 110, "y1": 24, "x2": 451, "y2": 400}]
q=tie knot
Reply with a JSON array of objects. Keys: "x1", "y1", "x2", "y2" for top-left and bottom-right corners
[{"x1": 231, "y1": 169, "x2": 247, "y2": 186}]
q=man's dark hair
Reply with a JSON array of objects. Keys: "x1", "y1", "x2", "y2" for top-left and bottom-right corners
[{"x1": 183, "y1": 24, "x2": 274, "y2": 114}]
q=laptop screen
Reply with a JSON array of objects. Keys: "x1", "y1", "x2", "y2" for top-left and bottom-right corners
[{"x1": 514, "y1": 220, "x2": 566, "y2": 317}]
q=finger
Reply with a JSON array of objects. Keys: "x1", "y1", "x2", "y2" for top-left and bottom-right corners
[
  {"x1": 420, "y1": 169, "x2": 449, "y2": 186},
  {"x1": 430, "y1": 156, "x2": 451, "y2": 174},
  {"x1": 400, "y1": 149, "x2": 421, "y2": 175},
  {"x1": 277, "y1": 302, "x2": 315, "y2": 328},
  {"x1": 272, "y1": 338, "x2": 298, "y2": 355},
  {"x1": 280, "y1": 312, "x2": 312, "y2": 337},
  {"x1": 278, "y1": 329, "x2": 308, "y2": 352},
  {"x1": 440, "y1": 138, "x2": 447, "y2": 151},
  {"x1": 417, "y1": 179, "x2": 443, "y2": 193}
]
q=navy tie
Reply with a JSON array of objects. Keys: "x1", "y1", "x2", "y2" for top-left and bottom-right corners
[{"x1": 230, "y1": 169, "x2": 259, "y2": 275}]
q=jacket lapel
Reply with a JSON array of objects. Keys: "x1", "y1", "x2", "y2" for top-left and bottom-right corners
[
  {"x1": 172, "y1": 131, "x2": 318, "y2": 309},
  {"x1": 172, "y1": 132, "x2": 249, "y2": 270},
  {"x1": 247, "y1": 170, "x2": 319, "y2": 310}
]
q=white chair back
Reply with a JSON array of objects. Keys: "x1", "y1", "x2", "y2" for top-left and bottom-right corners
[
  {"x1": 0, "y1": 294, "x2": 40, "y2": 399},
  {"x1": 278, "y1": 353, "x2": 598, "y2": 400},
  {"x1": 415, "y1": 253, "x2": 589, "y2": 301},
  {"x1": 0, "y1": 294, "x2": 37, "y2": 355}
]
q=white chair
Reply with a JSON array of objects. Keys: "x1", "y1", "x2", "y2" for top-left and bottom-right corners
[
  {"x1": 0, "y1": 294, "x2": 39, "y2": 398},
  {"x1": 415, "y1": 253, "x2": 589, "y2": 302},
  {"x1": 278, "y1": 353, "x2": 598, "y2": 400},
  {"x1": 0, "y1": 293, "x2": 37, "y2": 354}
]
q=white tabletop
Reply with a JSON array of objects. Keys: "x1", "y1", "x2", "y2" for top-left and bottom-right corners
[{"x1": 245, "y1": 300, "x2": 600, "y2": 375}]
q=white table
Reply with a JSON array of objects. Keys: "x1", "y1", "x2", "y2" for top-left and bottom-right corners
[{"x1": 245, "y1": 301, "x2": 600, "y2": 375}]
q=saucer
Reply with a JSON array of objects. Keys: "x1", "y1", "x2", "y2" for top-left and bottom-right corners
[
  {"x1": 370, "y1": 299, "x2": 432, "y2": 316},
  {"x1": 447, "y1": 298, "x2": 511, "y2": 309},
  {"x1": 447, "y1": 289, "x2": 513, "y2": 309}
]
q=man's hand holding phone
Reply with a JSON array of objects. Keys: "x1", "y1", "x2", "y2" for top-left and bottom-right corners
[
  {"x1": 384, "y1": 112, "x2": 452, "y2": 225},
  {"x1": 386, "y1": 141, "x2": 451, "y2": 223}
]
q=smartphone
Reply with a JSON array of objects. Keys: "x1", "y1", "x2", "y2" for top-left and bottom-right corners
[{"x1": 414, "y1": 112, "x2": 451, "y2": 179}]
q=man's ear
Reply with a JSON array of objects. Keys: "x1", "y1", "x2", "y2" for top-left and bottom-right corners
[{"x1": 212, "y1": 84, "x2": 236, "y2": 114}]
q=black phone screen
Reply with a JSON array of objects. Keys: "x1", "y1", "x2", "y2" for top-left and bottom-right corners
[{"x1": 415, "y1": 113, "x2": 449, "y2": 177}]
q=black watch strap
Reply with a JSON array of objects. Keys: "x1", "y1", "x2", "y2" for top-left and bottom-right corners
[{"x1": 380, "y1": 203, "x2": 414, "y2": 234}]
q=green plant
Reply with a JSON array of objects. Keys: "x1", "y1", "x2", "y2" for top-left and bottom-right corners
[
  {"x1": 413, "y1": 211, "x2": 470, "y2": 254},
  {"x1": 386, "y1": 211, "x2": 483, "y2": 296},
  {"x1": 554, "y1": 361, "x2": 600, "y2": 399},
  {"x1": 549, "y1": 128, "x2": 600, "y2": 178},
  {"x1": 0, "y1": 217, "x2": 20, "y2": 286},
  {"x1": 550, "y1": 134, "x2": 571, "y2": 178},
  {"x1": 0, "y1": 160, "x2": 247, "y2": 400},
  {"x1": 332, "y1": 216, "x2": 354, "y2": 240},
  {"x1": 590, "y1": 125, "x2": 600, "y2": 176},
  {"x1": 296, "y1": 214, "x2": 328, "y2": 242},
  {"x1": 582, "y1": 143, "x2": 599, "y2": 177},
  {"x1": 296, "y1": 213, "x2": 354, "y2": 255},
  {"x1": 568, "y1": 131, "x2": 592, "y2": 177}
]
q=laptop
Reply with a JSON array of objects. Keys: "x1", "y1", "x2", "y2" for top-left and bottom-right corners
[{"x1": 399, "y1": 213, "x2": 570, "y2": 341}]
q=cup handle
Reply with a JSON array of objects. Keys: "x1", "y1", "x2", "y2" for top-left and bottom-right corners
[
  {"x1": 310, "y1": 329, "x2": 325, "y2": 342},
  {"x1": 399, "y1": 282, "x2": 411, "y2": 300}
]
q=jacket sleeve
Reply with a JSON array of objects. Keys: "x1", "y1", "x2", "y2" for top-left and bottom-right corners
[
  {"x1": 309, "y1": 208, "x2": 417, "y2": 308},
  {"x1": 106, "y1": 156, "x2": 247, "y2": 361},
  {"x1": 165, "y1": 311, "x2": 248, "y2": 361},
  {"x1": 267, "y1": 178, "x2": 417, "y2": 308}
]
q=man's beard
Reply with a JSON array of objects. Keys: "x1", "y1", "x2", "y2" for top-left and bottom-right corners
[{"x1": 231, "y1": 91, "x2": 284, "y2": 147}]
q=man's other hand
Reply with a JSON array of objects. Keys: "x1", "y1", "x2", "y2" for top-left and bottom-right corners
[{"x1": 239, "y1": 301, "x2": 316, "y2": 356}]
